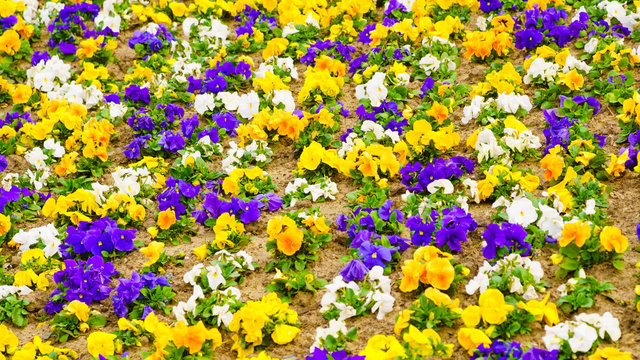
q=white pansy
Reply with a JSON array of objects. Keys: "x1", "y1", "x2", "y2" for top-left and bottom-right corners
[
  {"x1": 584, "y1": 37, "x2": 598, "y2": 54},
  {"x1": 568, "y1": 322, "x2": 598, "y2": 353},
  {"x1": 427, "y1": 179, "x2": 454, "y2": 194},
  {"x1": 510, "y1": 277, "x2": 523, "y2": 294},
  {"x1": 44, "y1": 139, "x2": 65, "y2": 158},
  {"x1": 584, "y1": 199, "x2": 596, "y2": 215},
  {"x1": 211, "y1": 304, "x2": 233, "y2": 327},
  {"x1": 524, "y1": 58, "x2": 559, "y2": 84},
  {"x1": 506, "y1": 197, "x2": 538, "y2": 227},
  {"x1": 194, "y1": 93, "x2": 216, "y2": 114},
  {"x1": 272, "y1": 90, "x2": 295, "y2": 112},
  {"x1": 237, "y1": 91, "x2": 260, "y2": 119},
  {"x1": 183, "y1": 264, "x2": 204, "y2": 286},
  {"x1": 496, "y1": 93, "x2": 533, "y2": 113},
  {"x1": 355, "y1": 72, "x2": 387, "y2": 107},
  {"x1": 206, "y1": 264, "x2": 225, "y2": 290},
  {"x1": 537, "y1": 204, "x2": 564, "y2": 239},
  {"x1": 371, "y1": 291, "x2": 395, "y2": 320},
  {"x1": 24, "y1": 147, "x2": 48, "y2": 170}
]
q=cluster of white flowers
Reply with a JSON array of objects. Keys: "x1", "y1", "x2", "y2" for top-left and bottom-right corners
[
  {"x1": 524, "y1": 58, "x2": 560, "y2": 85},
  {"x1": 282, "y1": 14, "x2": 320, "y2": 38},
  {"x1": 543, "y1": 312, "x2": 621, "y2": 353},
  {"x1": 174, "y1": 250, "x2": 254, "y2": 325},
  {"x1": 472, "y1": 122, "x2": 542, "y2": 166},
  {"x1": 418, "y1": 53, "x2": 456, "y2": 76},
  {"x1": 284, "y1": 177, "x2": 338, "y2": 206},
  {"x1": 221, "y1": 140, "x2": 273, "y2": 174},
  {"x1": 182, "y1": 18, "x2": 230, "y2": 44},
  {"x1": 475, "y1": 129, "x2": 507, "y2": 164},
  {"x1": 310, "y1": 319, "x2": 351, "y2": 352},
  {"x1": 27, "y1": 56, "x2": 71, "y2": 91},
  {"x1": 355, "y1": 72, "x2": 387, "y2": 107},
  {"x1": 320, "y1": 266, "x2": 394, "y2": 321},
  {"x1": 503, "y1": 127, "x2": 541, "y2": 153},
  {"x1": 502, "y1": 197, "x2": 564, "y2": 238},
  {"x1": 525, "y1": 55, "x2": 592, "y2": 85},
  {"x1": 12, "y1": 223, "x2": 60, "y2": 257},
  {"x1": 462, "y1": 95, "x2": 493, "y2": 124},
  {"x1": 94, "y1": 0, "x2": 123, "y2": 32},
  {"x1": 563, "y1": 55, "x2": 592, "y2": 73},
  {"x1": 171, "y1": 56, "x2": 203, "y2": 84},
  {"x1": 112, "y1": 166, "x2": 157, "y2": 197},
  {"x1": 213, "y1": 249, "x2": 255, "y2": 271},
  {"x1": 257, "y1": 57, "x2": 298, "y2": 80},
  {"x1": 496, "y1": 93, "x2": 533, "y2": 114},
  {"x1": 0, "y1": 285, "x2": 33, "y2": 299},
  {"x1": 466, "y1": 254, "x2": 544, "y2": 300},
  {"x1": 598, "y1": 1, "x2": 640, "y2": 30},
  {"x1": 31, "y1": 1, "x2": 65, "y2": 26},
  {"x1": 195, "y1": 91, "x2": 260, "y2": 119},
  {"x1": 361, "y1": 120, "x2": 401, "y2": 143},
  {"x1": 27, "y1": 55, "x2": 102, "y2": 108}
]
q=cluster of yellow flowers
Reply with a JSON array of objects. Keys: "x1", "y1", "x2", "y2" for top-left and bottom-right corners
[
  {"x1": 457, "y1": 290, "x2": 559, "y2": 353},
  {"x1": 399, "y1": 246, "x2": 461, "y2": 292},
  {"x1": 240, "y1": 108, "x2": 308, "y2": 144},
  {"x1": 475, "y1": 165, "x2": 540, "y2": 202},
  {"x1": 229, "y1": 293, "x2": 300, "y2": 357},
  {"x1": 212, "y1": 213, "x2": 246, "y2": 249},
  {"x1": 405, "y1": 120, "x2": 460, "y2": 156},
  {"x1": 222, "y1": 167, "x2": 268, "y2": 196},
  {"x1": 1, "y1": 326, "x2": 78, "y2": 360},
  {"x1": 297, "y1": 56, "x2": 345, "y2": 104},
  {"x1": 22, "y1": 99, "x2": 87, "y2": 143},
  {"x1": 88, "y1": 313, "x2": 222, "y2": 359},
  {"x1": 267, "y1": 215, "x2": 304, "y2": 256},
  {"x1": 462, "y1": 30, "x2": 514, "y2": 61}
]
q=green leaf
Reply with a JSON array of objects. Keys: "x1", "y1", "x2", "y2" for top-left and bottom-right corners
[
  {"x1": 612, "y1": 260, "x2": 625, "y2": 270},
  {"x1": 87, "y1": 315, "x2": 107, "y2": 327}
]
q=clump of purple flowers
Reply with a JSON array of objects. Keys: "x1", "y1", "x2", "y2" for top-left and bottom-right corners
[
  {"x1": 0, "y1": 186, "x2": 50, "y2": 214},
  {"x1": 128, "y1": 24, "x2": 175, "y2": 58},
  {"x1": 199, "y1": 191, "x2": 282, "y2": 226},
  {"x1": 514, "y1": 6, "x2": 588, "y2": 49},
  {"x1": 62, "y1": 217, "x2": 136, "y2": 258},
  {"x1": 47, "y1": 2, "x2": 101, "y2": 55},
  {"x1": 124, "y1": 103, "x2": 213, "y2": 158},
  {"x1": 336, "y1": 201, "x2": 410, "y2": 274},
  {"x1": 156, "y1": 176, "x2": 204, "y2": 219},
  {"x1": 112, "y1": 271, "x2": 171, "y2": 318},
  {"x1": 46, "y1": 256, "x2": 118, "y2": 313},
  {"x1": 400, "y1": 157, "x2": 474, "y2": 193},
  {"x1": 482, "y1": 222, "x2": 531, "y2": 261},
  {"x1": 305, "y1": 348, "x2": 364, "y2": 360},
  {"x1": 349, "y1": 46, "x2": 410, "y2": 75},
  {"x1": 187, "y1": 61, "x2": 252, "y2": 95},
  {"x1": 354, "y1": 100, "x2": 408, "y2": 134},
  {"x1": 542, "y1": 95, "x2": 603, "y2": 153},
  {"x1": 406, "y1": 206, "x2": 477, "y2": 252},
  {"x1": 300, "y1": 39, "x2": 356, "y2": 65},
  {"x1": 235, "y1": 5, "x2": 278, "y2": 37},
  {"x1": 336, "y1": 200, "x2": 405, "y2": 240},
  {"x1": 472, "y1": 339, "x2": 558, "y2": 360},
  {"x1": 1, "y1": 111, "x2": 32, "y2": 130}
]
